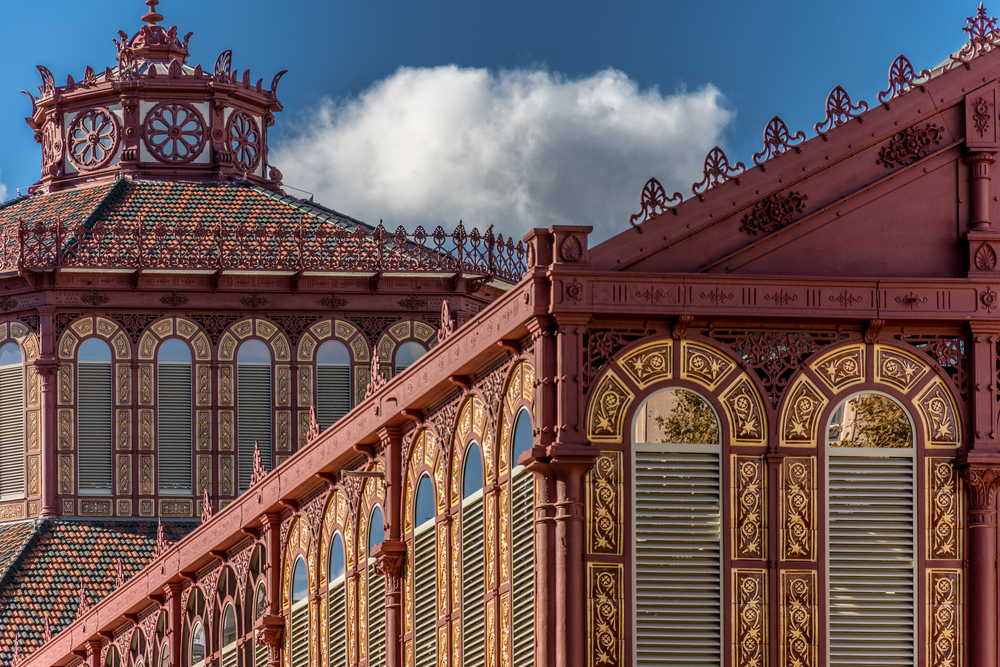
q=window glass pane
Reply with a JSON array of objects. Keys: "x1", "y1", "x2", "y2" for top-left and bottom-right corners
[
  {"x1": 159, "y1": 645, "x2": 169, "y2": 667},
  {"x1": 292, "y1": 557, "x2": 308, "y2": 603},
  {"x1": 369, "y1": 506, "x2": 384, "y2": 552},
  {"x1": 158, "y1": 339, "x2": 191, "y2": 363},
  {"x1": 633, "y1": 388, "x2": 720, "y2": 444},
  {"x1": 79, "y1": 338, "x2": 111, "y2": 361},
  {"x1": 318, "y1": 340, "x2": 350, "y2": 364},
  {"x1": 415, "y1": 476, "x2": 434, "y2": 527},
  {"x1": 394, "y1": 341, "x2": 427, "y2": 374},
  {"x1": 238, "y1": 340, "x2": 271, "y2": 363},
  {"x1": 827, "y1": 393, "x2": 913, "y2": 448},
  {"x1": 329, "y1": 533, "x2": 345, "y2": 581},
  {"x1": 463, "y1": 443, "x2": 483, "y2": 499},
  {"x1": 511, "y1": 409, "x2": 532, "y2": 465},
  {"x1": 222, "y1": 604, "x2": 237, "y2": 645},
  {"x1": 191, "y1": 623, "x2": 205, "y2": 664},
  {"x1": 0, "y1": 343, "x2": 21, "y2": 367}
]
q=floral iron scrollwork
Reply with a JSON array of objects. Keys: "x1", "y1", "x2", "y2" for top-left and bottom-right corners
[
  {"x1": 691, "y1": 146, "x2": 746, "y2": 197},
  {"x1": 948, "y1": 4, "x2": 1000, "y2": 70},
  {"x1": 814, "y1": 85, "x2": 868, "y2": 134},
  {"x1": 876, "y1": 123, "x2": 943, "y2": 168},
  {"x1": 877, "y1": 55, "x2": 931, "y2": 104},
  {"x1": 629, "y1": 177, "x2": 682, "y2": 228},
  {"x1": 739, "y1": 191, "x2": 808, "y2": 236},
  {"x1": 752, "y1": 116, "x2": 806, "y2": 168}
]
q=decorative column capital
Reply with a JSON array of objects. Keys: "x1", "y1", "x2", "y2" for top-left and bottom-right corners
[
  {"x1": 254, "y1": 615, "x2": 284, "y2": 667},
  {"x1": 962, "y1": 466, "x2": 1000, "y2": 512}
]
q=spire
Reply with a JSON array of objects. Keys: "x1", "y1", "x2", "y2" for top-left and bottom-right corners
[{"x1": 141, "y1": 0, "x2": 164, "y2": 25}]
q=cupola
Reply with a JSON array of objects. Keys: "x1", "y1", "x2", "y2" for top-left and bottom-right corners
[{"x1": 23, "y1": 0, "x2": 287, "y2": 194}]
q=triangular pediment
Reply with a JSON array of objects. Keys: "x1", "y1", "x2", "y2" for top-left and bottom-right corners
[{"x1": 591, "y1": 33, "x2": 1000, "y2": 280}]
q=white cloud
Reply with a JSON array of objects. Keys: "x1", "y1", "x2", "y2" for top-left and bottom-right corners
[
  {"x1": 273, "y1": 66, "x2": 732, "y2": 243},
  {"x1": 0, "y1": 170, "x2": 7, "y2": 203}
]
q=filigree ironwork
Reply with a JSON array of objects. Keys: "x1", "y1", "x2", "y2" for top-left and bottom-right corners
[
  {"x1": 814, "y1": 86, "x2": 868, "y2": 133},
  {"x1": 739, "y1": 191, "x2": 807, "y2": 236},
  {"x1": 751, "y1": 116, "x2": 806, "y2": 167},
  {"x1": 629, "y1": 177, "x2": 682, "y2": 227},
  {"x1": 0, "y1": 297, "x2": 17, "y2": 312},
  {"x1": 81, "y1": 291, "x2": 109, "y2": 306},
  {"x1": 240, "y1": 292, "x2": 268, "y2": 308},
  {"x1": 877, "y1": 55, "x2": 931, "y2": 103},
  {"x1": 19, "y1": 315, "x2": 39, "y2": 334},
  {"x1": 190, "y1": 313, "x2": 239, "y2": 345},
  {"x1": 109, "y1": 313, "x2": 162, "y2": 345},
  {"x1": 270, "y1": 315, "x2": 320, "y2": 346},
  {"x1": 876, "y1": 123, "x2": 943, "y2": 168},
  {"x1": 706, "y1": 329, "x2": 845, "y2": 409},
  {"x1": 143, "y1": 101, "x2": 207, "y2": 163},
  {"x1": 948, "y1": 4, "x2": 1000, "y2": 70},
  {"x1": 691, "y1": 146, "x2": 746, "y2": 196},
  {"x1": 67, "y1": 107, "x2": 120, "y2": 170},
  {"x1": 347, "y1": 316, "x2": 399, "y2": 348},
  {"x1": 398, "y1": 295, "x2": 427, "y2": 311},
  {"x1": 226, "y1": 111, "x2": 262, "y2": 172},
  {"x1": 583, "y1": 328, "x2": 651, "y2": 392}
]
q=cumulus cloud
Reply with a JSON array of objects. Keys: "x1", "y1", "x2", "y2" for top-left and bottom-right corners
[
  {"x1": 273, "y1": 66, "x2": 732, "y2": 243},
  {"x1": 0, "y1": 170, "x2": 7, "y2": 203}
]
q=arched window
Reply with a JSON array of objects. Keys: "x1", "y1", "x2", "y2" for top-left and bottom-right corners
[
  {"x1": 413, "y1": 476, "x2": 437, "y2": 667},
  {"x1": 78, "y1": 339, "x2": 113, "y2": 495},
  {"x1": 368, "y1": 505, "x2": 386, "y2": 667},
  {"x1": 394, "y1": 341, "x2": 427, "y2": 375},
  {"x1": 317, "y1": 340, "x2": 351, "y2": 429},
  {"x1": 328, "y1": 533, "x2": 347, "y2": 667},
  {"x1": 632, "y1": 388, "x2": 722, "y2": 665},
  {"x1": 509, "y1": 409, "x2": 534, "y2": 667},
  {"x1": 825, "y1": 392, "x2": 915, "y2": 666},
  {"x1": 129, "y1": 627, "x2": 147, "y2": 667},
  {"x1": 252, "y1": 580, "x2": 268, "y2": 667},
  {"x1": 238, "y1": 340, "x2": 272, "y2": 492},
  {"x1": 0, "y1": 342, "x2": 23, "y2": 500},
  {"x1": 461, "y1": 442, "x2": 485, "y2": 663},
  {"x1": 158, "y1": 339, "x2": 192, "y2": 495},
  {"x1": 220, "y1": 604, "x2": 238, "y2": 667},
  {"x1": 290, "y1": 556, "x2": 310, "y2": 667},
  {"x1": 190, "y1": 621, "x2": 206, "y2": 667}
]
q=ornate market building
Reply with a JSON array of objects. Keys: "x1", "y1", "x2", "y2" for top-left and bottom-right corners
[{"x1": 5, "y1": 3, "x2": 1000, "y2": 667}]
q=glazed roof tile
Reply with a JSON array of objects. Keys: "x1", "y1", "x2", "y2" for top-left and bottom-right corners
[
  {"x1": 0, "y1": 519, "x2": 197, "y2": 663},
  {"x1": 0, "y1": 180, "x2": 526, "y2": 282},
  {"x1": 0, "y1": 520, "x2": 41, "y2": 589}
]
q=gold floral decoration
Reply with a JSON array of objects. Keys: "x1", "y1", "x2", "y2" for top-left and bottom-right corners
[
  {"x1": 722, "y1": 374, "x2": 766, "y2": 445},
  {"x1": 734, "y1": 570, "x2": 767, "y2": 667},
  {"x1": 733, "y1": 456, "x2": 766, "y2": 560},
  {"x1": 588, "y1": 563, "x2": 622, "y2": 667},
  {"x1": 875, "y1": 346, "x2": 929, "y2": 392},
  {"x1": 780, "y1": 457, "x2": 815, "y2": 561},
  {"x1": 811, "y1": 344, "x2": 864, "y2": 392},
  {"x1": 928, "y1": 570, "x2": 961, "y2": 667},
  {"x1": 780, "y1": 571, "x2": 816, "y2": 667},
  {"x1": 680, "y1": 341, "x2": 735, "y2": 390},
  {"x1": 917, "y1": 378, "x2": 961, "y2": 447},
  {"x1": 587, "y1": 371, "x2": 634, "y2": 443},
  {"x1": 587, "y1": 453, "x2": 622, "y2": 555},
  {"x1": 617, "y1": 340, "x2": 673, "y2": 388},
  {"x1": 780, "y1": 377, "x2": 827, "y2": 447},
  {"x1": 928, "y1": 459, "x2": 960, "y2": 560}
]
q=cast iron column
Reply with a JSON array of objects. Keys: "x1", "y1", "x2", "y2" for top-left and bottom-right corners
[
  {"x1": 962, "y1": 467, "x2": 1000, "y2": 667},
  {"x1": 965, "y1": 152, "x2": 996, "y2": 231},
  {"x1": 36, "y1": 306, "x2": 58, "y2": 516},
  {"x1": 377, "y1": 426, "x2": 405, "y2": 667},
  {"x1": 165, "y1": 582, "x2": 182, "y2": 667}
]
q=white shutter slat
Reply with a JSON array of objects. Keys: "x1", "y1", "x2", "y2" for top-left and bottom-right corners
[
  {"x1": 510, "y1": 469, "x2": 534, "y2": 667},
  {"x1": 78, "y1": 362, "x2": 113, "y2": 492},
  {"x1": 0, "y1": 366, "x2": 24, "y2": 499},
  {"x1": 238, "y1": 364, "x2": 272, "y2": 491},
  {"x1": 413, "y1": 522, "x2": 436, "y2": 667},
  {"x1": 328, "y1": 579, "x2": 347, "y2": 667},
  {"x1": 462, "y1": 496, "x2": 486, "y2": 662},
  {"x1": 290, "y1": 602, "x2": 309, "y2": 667},
  {"x1": 634, "y1": 451, "x2": 721, "y2": 666},
  {"x1": 158, "y1": 363, "x2": 192, "y2": 492},
  {"x1": 317, "y1": 364, "x2": 351, "y2": 430},
  {"x1": 828, "y1": 454, "x2": 915, "y2": 667},
  {"x1": 368, "y1": 564, "x2": 386, "y2": 667}
]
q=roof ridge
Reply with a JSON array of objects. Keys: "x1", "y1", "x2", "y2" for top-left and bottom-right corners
[
  {"x1": 77, "y1": 179, "x2": 128, "y2": 231},
  {"x1": 243, "y1": 182, "x2": 373, "y2": 231}
]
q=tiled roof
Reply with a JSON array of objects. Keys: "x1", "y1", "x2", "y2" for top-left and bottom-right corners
[
  {"x1": 0, "y1": 519, "x2": 198, "y2": 662},
  {"x1": 0, "y1": 521, "x2": 41, "y2": 591},
  {"x1": 0, "y1": 180, "x2": 526, "y2": 282}
]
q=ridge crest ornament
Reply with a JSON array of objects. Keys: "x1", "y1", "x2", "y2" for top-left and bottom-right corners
[
  {"x1": 877, "y1": 55, "x2": 930, "y2": 104},
  {"x1": 814, "y1": 85, "x2": 868, "y2": 134},
  {"x1": 691, "y1": 146, "x2": 746, "y2": 197},
  {"x1": 629, "y1": 177, "x2": 682, "y2": 228},
  {"x1": 752, "y1": 116, "x2": 806, "y2": 168},
  {"x1": 948, "y1": 3, "x2": 1000, "y2": 70}
]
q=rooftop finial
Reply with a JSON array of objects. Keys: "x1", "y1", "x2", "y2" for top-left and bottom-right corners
[{"x1": 142, "y1": 0, "x2": 164, "y2": 25}]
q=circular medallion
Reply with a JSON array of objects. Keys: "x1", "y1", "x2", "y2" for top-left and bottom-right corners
[
  {"x1": 142, "y1": 102, "x2": 207, "y2": 164},
  {"x1": 67, "y1": 107, "x2": 120, "y2": 170},
  {"x1": 226, "y1": 110, "x2": 262, "y2": 172}
]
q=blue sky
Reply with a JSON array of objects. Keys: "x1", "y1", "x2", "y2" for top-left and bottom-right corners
[{"x1": 0, "y1": 0, "x2": 978, "y2": 240}]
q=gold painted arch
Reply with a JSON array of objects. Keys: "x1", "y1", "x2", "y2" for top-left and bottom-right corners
[
  {"x1": 586, "y1": 337, "x2": 767, "y2": 446},
  {"x1": 778, "y1": 341, "x2": 961, "y2": 448}
]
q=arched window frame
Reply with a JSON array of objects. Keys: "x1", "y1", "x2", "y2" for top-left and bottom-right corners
[
  {"x1": 320, "y1": 485, "x2": 355, "y2": 667},
  {"x1": 184, "y1": 587, "x2": 208, "y2": 667},
  {"x1": 402, "y1": 451, "x2": 438, "y2": 667},
  {"x1": 235, "y1": 337, "x2": 274, "y2": 493},
  {"x1": 128, "y1": 626, "x2": 148, "y2": 667},
  {"x1": 315, "y1": 339, "x2": 353, "y2": 430},
  {"x1": 353, "y1": 469, "x2": 387, "y2": 667},
  {"x1": 373, "y1": 319, "x2": 437, "y2": 380},
  {"x1": 300, "y1": 318, "x2": 369, "y2": 434},
  {"x1": 213, "y1": 566, "x2": 240, "y2": 667},
  {"x1": 0, "y1": 334, "x2": 27, "y2": 503},
  {"x1": 282, "y1": 517, "x2": 315, "y2": 667},
  {"x1": 242, "y1": 544, "x2": 267, "y2": 667},
  {"x1": 76, "y1": 336, "x2": 114, "y2": 496},
  {"x1": 325, "y1": 530, "x2": 348, "y2": 667}
]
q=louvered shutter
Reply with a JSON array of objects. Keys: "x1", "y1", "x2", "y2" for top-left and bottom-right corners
[
  {"x1": 78, "y1": 361, "x2": 113, "y2": 493},
  {"x1": 413, "y1": 519, "x2": 437, "y2": 667},
  {"x1": 290, "y1": 600, "x2": 309, "y2": 667},
  {"x1": 828, "y1": 454, "x2": 915, "y2": 666},
  {"x1": 317, "y1": 364, "x2": 351, "y2": 429},
  {"x1": 328, "y1": 574, "x2": 347, "y2": 667},
  {"x1": 238, "y1": 364, "x2": 272, "y2": 491},
  {"x1": 254, "y1": 640, "x2": 268, "y2": 667},
  {"x1": 634, "y1": 449, "x2": 722, "y2": 665},
  {"x1": 510, "y1": 469, "x2": 534, "y2": 667},
  {"x1": 0, "y1": 363, "x2": 23, "y2": 499},
  {"x1": 462, "y1": 491, "x2": 486, "y2": 662},
  {"x1": 368, "y1": 563, "x2": 386, "y2": 667},
  {"x1": 221, "y1": 644, "x2": 238, "y2": 667},
  {"x1": 158, "y1": 363, "x2": 192, "y2": 493}
]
